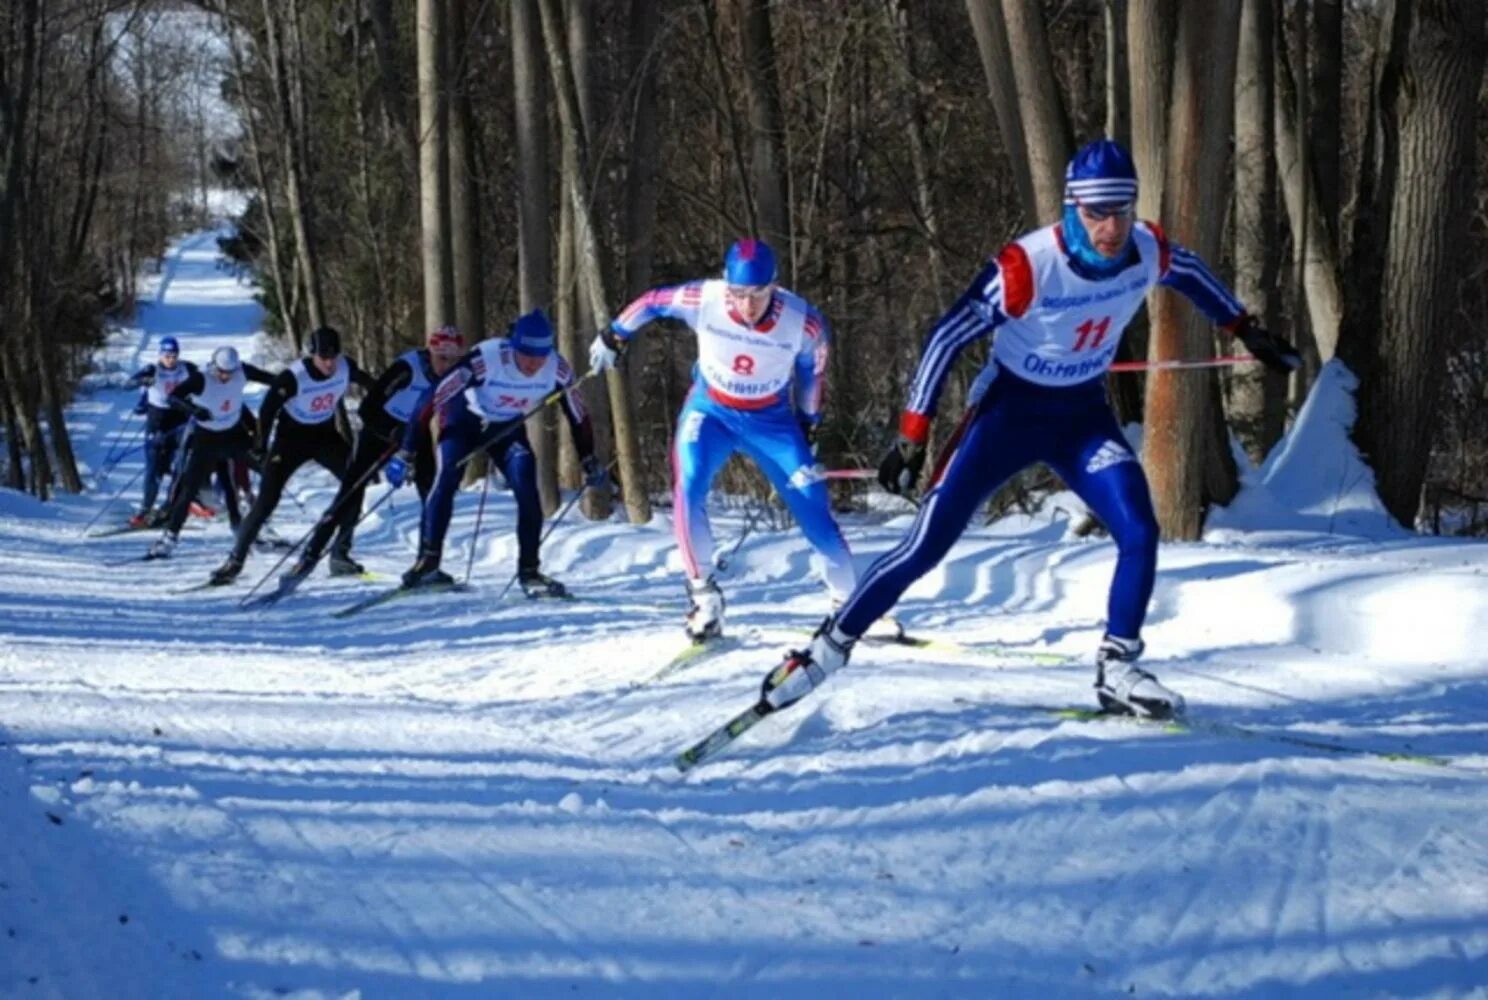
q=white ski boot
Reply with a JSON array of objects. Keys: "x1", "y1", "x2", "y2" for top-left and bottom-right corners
[
  {"x1": 685, "y1": 577, "x2": 726, "y2": 641},
  {"x1": 1094, "y1": 634, "x2": 1184, "y2": 719},
  {"x1": 147, "y1": 531, "x2": 178, "y2": 559},
  {"x1": 761, "y1": 617, "x2": 856, "y2": 711}
]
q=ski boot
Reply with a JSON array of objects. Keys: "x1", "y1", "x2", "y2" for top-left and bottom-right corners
[
  {"x1": 189, "y1": 500, "x2": 217, "y2": 519},
  {"x1": 279, "y1": 556, "x2": 316, "y2": 590},
  {"x1": 209, "y1": 555, "x2": 244, "y2": 586},
  {"x1": 518, "y1": 570, "x2": 570, "y2": 599},
  {"x1": 1094, "y1": 635, "x2": 1184, "y2": 719},
  {"x1": 761, "y1": 617, "x2": 856, "y2": 712},
  {"x1": 327, "y1": 548, "x2": 365, "y2": 577},
  {"x1": 147, "y1": 532, "x2": 178, "y2": 559},
  {"x1": 685, "y1": 577, "x2": 726, "y2": 641},
  {"x1": 128, "y1": 511, "x2": 150, "y2": 529},
  {"x1": 401, "y1": 554, "x2": 453, "y2": 589}
]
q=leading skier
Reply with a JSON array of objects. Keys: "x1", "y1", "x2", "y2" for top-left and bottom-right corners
[{"x1": 757, "y1": 139, "x2": 1301, "y2": 720}]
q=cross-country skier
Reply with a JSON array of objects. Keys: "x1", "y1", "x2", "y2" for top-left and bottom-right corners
[
  {"x1": 206, "y1": 326, "x2": 375, "y2": 585},
  {"x1": 282, "y1": 325, "x2": 466, "y2": 584},
  {"x1": 589, "y1": 238, "x2": 866, "y2": 641},
  {"x1": 125, "y1": 336, "x2": 198, "y2": 527},
  {"x1": 147, "y1": 346, "x2": 276, "y2": 557},
  {"x1": 757, "y1": 139, "x2": 1302, "y2": 720},
  {"x1": 388, "y1": 309, "x2": 603, "y2": 595}
]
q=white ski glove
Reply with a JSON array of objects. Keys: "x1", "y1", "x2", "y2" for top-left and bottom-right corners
[{"x1": 588, "y1": 329, "x2": 624, "y2": 373}]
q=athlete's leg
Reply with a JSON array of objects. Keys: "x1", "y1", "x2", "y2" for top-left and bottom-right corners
[
  {"x1": 1046, "y1": 404, "x2": 1159, "y2": 642},
  {"x1": 738, "y1": 408, "x2": 855, "y2": 600},
  {"x1": 834, "y1": 388, "x2": 1040, "y2": 638},
  {"x1": 418, "y1": 401, "x2": 481, "y2": 564},
  {"x1": 670, "y1": 391, "x2": 739, "y2": 580},
  {"x1": 492, "y1": 429, "x2": 541, "y2": 574}
]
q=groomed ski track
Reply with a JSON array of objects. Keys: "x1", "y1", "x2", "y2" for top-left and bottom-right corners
[{"x1": 2, "y1": 230, "x2": 1487, "y2": 998}]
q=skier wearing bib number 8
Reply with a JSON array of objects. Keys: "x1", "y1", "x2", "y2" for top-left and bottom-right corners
[
  {"x1": 757, "y1": 139, "x2": 1302, "y2": 721},
  {"x1": 590, "y1": 239, "x2": 889, "y2": 643},
  {"x1": 207, "y1": 325, "x2": 376, "y2": 585}
]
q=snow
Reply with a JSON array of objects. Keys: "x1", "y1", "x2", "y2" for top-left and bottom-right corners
[{"x1": 2, "y1": 228, "x2": 1487, "y2": 998}]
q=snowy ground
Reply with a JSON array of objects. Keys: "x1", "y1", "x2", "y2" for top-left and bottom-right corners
[{"x1": 3, "y1": 229, "x2": 1487, "y2": 999}]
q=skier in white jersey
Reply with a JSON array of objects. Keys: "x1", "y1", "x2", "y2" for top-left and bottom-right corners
[
  {"x1": 125, "y1": 335, "x2": 198, "y2": 526},
  {"x1": 386, "y1": 310, "x2": 604, "y2": 595},
  {"x1": 283, "y1": 325, "x2": 466, "y2": 584},
  {"x1": 589, "y1": 239, "x2": 865, "y2": 641},
  {"x1": 209, "y1": 325, "x2": 376, "y2": 585},
  {"x1": 147, "y1": 346, "x2": 276, "y2": 556},
  {"x1": 757, "y1": 139, "x2": 1301, "y2": 720}
]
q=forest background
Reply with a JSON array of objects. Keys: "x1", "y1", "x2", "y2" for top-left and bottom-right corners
[{"x1": 2, "y1": 0, "x2": 1484, "y2": 541}]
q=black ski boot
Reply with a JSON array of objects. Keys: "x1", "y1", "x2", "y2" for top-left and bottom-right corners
[
  {"x1": 328, "y1": 549, "x2": 365, "y2": 577},
  {"x1": 209, "y1": 555, "x2": 244, "y2": 586},
  {"x1": 402, "y1": 554, "x2": 453, "y2": 589},
  {"x1": 518, "y1": 569, "x2": 569, "y2": 599}
]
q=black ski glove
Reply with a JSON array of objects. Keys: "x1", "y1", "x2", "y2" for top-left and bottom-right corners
[
  {"x1": 878, "y1": 435, "x2": 925, "y2": 496},
  {"x1": 1233, "y1": 315, "x2": 1302, "y2": 374}
]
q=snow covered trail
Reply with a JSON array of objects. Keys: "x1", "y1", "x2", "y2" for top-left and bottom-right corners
[{"x1": 3, "y1": 229, "x2": 1488, "y2": 998}]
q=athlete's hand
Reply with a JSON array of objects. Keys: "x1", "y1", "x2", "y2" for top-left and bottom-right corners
[
  {"x1": 384, "y1": 450, "x2": 414, "y2": 489},
  {"x1": 1233, "y1": 315, "x2": 1302, "y2": 374},
  {"x1": 190, "y1": 405, "x2": 212, "y2": 423},
  {"x1": 246, "y1": 446, "x2": 266, "y2": 471},
  {"x1": 588, "y1": 329, "x2": 625, "y2": 373},
  {"x1": 581, "y1": 454, "x2": 609, "y2": 491},
  {"x1": 878, "y1": 435, "x2": 925, "y2": 496}
]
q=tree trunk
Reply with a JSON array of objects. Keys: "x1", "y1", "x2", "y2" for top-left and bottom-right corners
[
  {"x1": 1311, "y1": 0, "x2": 1343, "y2": 231},
  {"x1": 964, "y1": 1, "x2": 1037, "y2": 225},
  {"x1": 1273, "y1": 19, "x2": 1343, "y2": 363},
  {"x1": 1143, "y1": 0, "x2": 1242, "y2": 540},
  {"x1": 367, "y1": 0, "x2": 419, "y2": 179},
  {"x1": 448, "y1": 0, "x2": 484, "y2": 341},
  {"x1": 1230, "y1": 0, "x2": 1286, "y2": 464},
  {"x1": 220, "y1": 10, "x2": 297, "y2": 341},
  {"x1": 511, "y1": 0, "x2": 558, "y2": 514},
  {"x1": 1127, "y1": 0, "x2": 1178, "y2": 225},
  {"x1": 1000, "y1": 1, "x2": 1074, "y2": 224},
  {"x1": 1104, "y1": 0, "x2": 1131, "y2": 146},
  {"x1": 1339, "y1": 0, "x2": 1487, "y2": 527},
  {"x1": 739, "y1": 0, "x2": 791, "y2": 263},
  {"x1": 262, "y1": 0, "x2": 324, "y2": 330},
  {"x1": 536, "y1": 0, "x2": 648, "y2": 521},
  {"x1": 417, "y1": 0, "x2": 453, "y2": 332},
  {"x1": 884, "y1": 0, "x2": 946, "y2": 306}
]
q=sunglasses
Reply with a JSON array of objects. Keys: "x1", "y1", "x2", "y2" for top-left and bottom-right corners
[
  {"x1": 726, "y1": 284, "x2": 773, "y2": 300},
  {"x1": 1077, "y1": 201, "x2": 1135, "y2": 222}
]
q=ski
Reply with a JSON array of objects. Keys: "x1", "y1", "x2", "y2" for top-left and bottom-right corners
[
  {"x1": 793, "y1": 626, "x2": 1071, "y2": 665},
  {"x1": 1041, "y1": 705, "x2": 1454, "y2": 769},
  {"x1": 332, "y1": 579, "x2": 469, "y2": 619},
  {"x1": 634, "y1": 634, "x2": 741, "y2": 689},
  {"x1": 674, "y1": 700, "x2": 772, "y2": 773},
  {"x1": 241, "y1": 570, "x2": 381, "y2": 611},
  {"x1": 87, "y1": 522, "x2": 154, "y2": 539},
  {"x1": 170, "y1": 579, "x2": 224, "y2": 595}
]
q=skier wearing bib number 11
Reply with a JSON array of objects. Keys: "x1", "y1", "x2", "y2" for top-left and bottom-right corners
[
  {"x1": 589, "y1": 238, "x2": 898, "y2": 643},
  {"x1": 757, "y1": 138, "x2": 1302, "y2": 720},
  {"x1": 207, "y1": 325, "x2": 377, "y2": 585}
]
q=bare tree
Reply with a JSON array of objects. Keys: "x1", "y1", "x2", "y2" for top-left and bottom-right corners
[
  {"x1": 416, "y1": 0, "x2": 452, "y2": 332},
  {"x1": 1230, "y1": 0, "x2": 1286, "y2": 462},
  {"x1": 1339, "y1": 0, "x2": 1487, "y2": 525},
  {"x1": 1143, "y1": 0, "x2": 1242, "y2": 539}
]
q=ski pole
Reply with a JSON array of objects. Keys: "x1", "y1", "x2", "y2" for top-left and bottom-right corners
[
  {"x1": 1109, "y1": 355, "x2": 1257, "y2": 373},
  {"x1": 454, "y1": 370, "x2": 600, "y2": 470},
  {"x1": 97, "y1": 420, "x2": 147, "y2": 485},
  {"x1": 462, "y1": 469, "x2": 493, "y2": 585},
  {"x1": 495, "y1": 485, "x2": 587, "y2": 601},
  {"x1": 715, "y1": 495, "x2": 769, "y2": 573},
  {"x1": 80, "y1": 464, "x2": 147, "y2": 536},
  {"x1": 237, "y1": 440, "x2": 400, "y2": 606}
]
